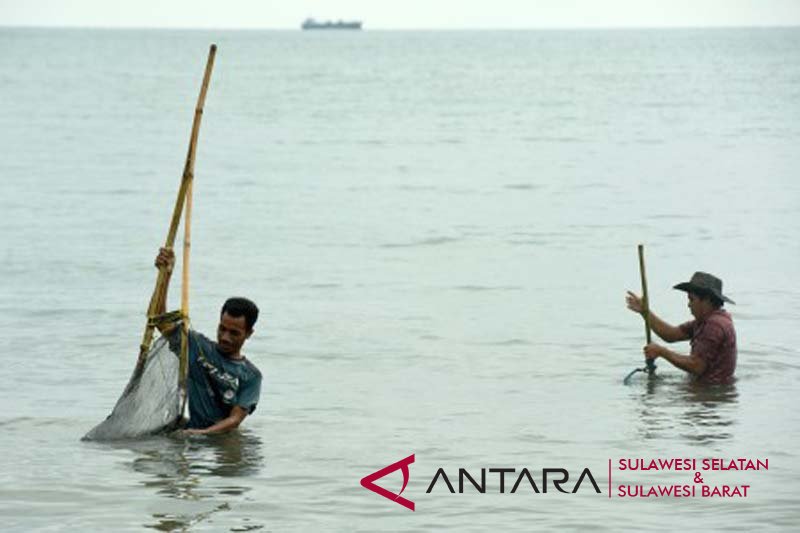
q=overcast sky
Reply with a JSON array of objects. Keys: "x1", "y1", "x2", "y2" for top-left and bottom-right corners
[{"x1": 1, "y1": 0, "x2": 799, "y2": 29}]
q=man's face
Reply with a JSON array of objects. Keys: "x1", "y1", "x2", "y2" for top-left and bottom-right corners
[
  {"x1": 217, "y1": 312, "x2": 251, "y2": 357},
  {"x1": 687, "y1": 293, "x2": 713, "y2": 320}
]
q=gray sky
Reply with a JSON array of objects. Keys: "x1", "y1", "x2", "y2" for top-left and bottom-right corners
[{"x1": 1, "y1": 0, "x2": 799, "y2": 29}]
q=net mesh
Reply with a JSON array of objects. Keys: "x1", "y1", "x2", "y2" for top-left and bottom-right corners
[{"x1": 83, "y1": 335, "x2": 187, "y2": 441}]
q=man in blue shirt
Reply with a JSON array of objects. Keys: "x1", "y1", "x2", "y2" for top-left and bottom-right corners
[{"x1": 155, "y1": 247, "x2": 262, "y2": 435}]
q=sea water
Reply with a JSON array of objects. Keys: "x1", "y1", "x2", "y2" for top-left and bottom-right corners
[{"x1": 0, "y1": 27, "x2": 799, "y2": 531}]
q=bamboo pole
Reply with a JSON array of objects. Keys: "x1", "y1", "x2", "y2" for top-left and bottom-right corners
[
  {"x1": 136, "y1": 44, "x2": 217, "y2": 368},
  {"x1": 178, "y1": 178, "x2": 193, "y2": 395},
  {"x1": 638, "y1": 244, "x2": 656, "y2": 374},
  {"x1": 181, "y1": 179, "x2": 193, "y2": 321}
]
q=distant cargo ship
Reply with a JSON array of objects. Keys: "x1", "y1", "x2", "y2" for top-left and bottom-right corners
[{"x1": 301, "y1": 18, "x2": 363, "y2": 30}]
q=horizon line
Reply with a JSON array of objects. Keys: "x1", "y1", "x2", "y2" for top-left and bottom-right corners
[{"x1": 2, "y1": 23, "x2": 800, "y2": 32}]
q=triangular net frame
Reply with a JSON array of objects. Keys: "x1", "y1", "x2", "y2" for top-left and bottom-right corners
[{"x1": 84, "y1": 46, "x2": 217, "y2": 441}]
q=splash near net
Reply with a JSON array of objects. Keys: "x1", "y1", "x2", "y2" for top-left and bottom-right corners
[{"x1": 84, "y1": 45, "x2": 217, "y2": 441}]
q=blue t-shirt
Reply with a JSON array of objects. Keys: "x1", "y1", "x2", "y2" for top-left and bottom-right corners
[{"x1": 168, "y1": 328, "x2": 262, "y2": 429}]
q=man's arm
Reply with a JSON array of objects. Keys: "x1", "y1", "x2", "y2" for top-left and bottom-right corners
[
  {"x1": 644, "y1": 343, "x2": 707, "y2": 376},
  {"x1": 184, "y1": 405, "x2": 249, "y2": 435},
  {"x1": 626, "y1": 291, "x2": 690, "y2": 343},
  {"x1": 153, "y1": 247, "x2": 177, "y2": 335}
]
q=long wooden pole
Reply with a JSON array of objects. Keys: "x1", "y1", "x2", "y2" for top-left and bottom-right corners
[
  {"x1": 178, "y1": 178, "x2": 193, "y2": 400},
  {"x1": 136, "y1": 44, "x2": 217, "y2": 369},
  {"x1": 638, "y1": 244, "x2": 656, "y2": 374},
  {"x1": 181, "y1": 180, "x2": 193, "y2": 323}
]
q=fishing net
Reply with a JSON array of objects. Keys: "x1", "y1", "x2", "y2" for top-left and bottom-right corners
[
  {"x1": 83, "y1": 331, "x2": 188, "y2": 441},
  {"x1": 84, "y1": 45, "x2": 216, "y2": 442}
]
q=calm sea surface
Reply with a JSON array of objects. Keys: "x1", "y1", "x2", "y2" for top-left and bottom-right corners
[{"x1": 1, "y1": 27, "x2": 799, "y2": 531}]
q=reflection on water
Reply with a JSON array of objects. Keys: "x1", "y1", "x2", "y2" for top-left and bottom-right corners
[
  {"x1": 678, "y1": 380, "x2": 739, "y2": 445},
  {"x1": 632, "y1": 374, "x2": 739, "y2": 446},
  {"x1": 107, "y1": 431, "x2": 265, "y2": 531}
]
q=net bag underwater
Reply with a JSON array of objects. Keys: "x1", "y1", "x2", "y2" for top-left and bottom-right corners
[
  {"x1": 83, "y1": 45, "x2": 217, "y2": 441},
  {"x1": 84, "y1": 333, "x2": 186, "y2": 440}
]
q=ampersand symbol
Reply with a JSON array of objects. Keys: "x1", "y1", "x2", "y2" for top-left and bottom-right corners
[{"x1": 694, "y1": 472, "x2": 704, "y2": 483}]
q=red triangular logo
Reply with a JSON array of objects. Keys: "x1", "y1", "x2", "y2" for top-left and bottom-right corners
[{"x1": 360, "y1": 454, "x2": 415, "y2": 511}]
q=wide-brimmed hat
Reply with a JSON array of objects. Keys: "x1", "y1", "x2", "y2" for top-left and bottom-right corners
[{"x1": 673, "y1": 271, "x2": 735, "y2": 304}]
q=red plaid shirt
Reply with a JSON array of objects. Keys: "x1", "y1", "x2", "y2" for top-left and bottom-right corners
[{"x1": 680, "y1": 309, "x2": 737, "y2": 384}]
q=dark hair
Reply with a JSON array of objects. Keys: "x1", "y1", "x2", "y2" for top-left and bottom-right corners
[
  {"x1": 221, "y1": 297, "x2": 259, "y2": 330},
  {"x1": 690, "y1": 289, "x2": 724, "y2": 309}
]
